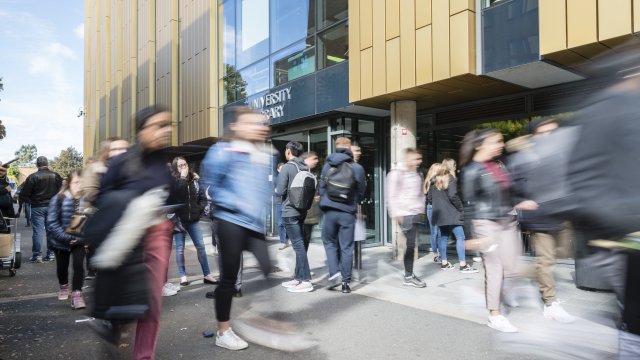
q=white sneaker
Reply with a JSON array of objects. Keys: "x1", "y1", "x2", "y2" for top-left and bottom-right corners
[
  {"x1": 162, "y1": 284, "x2": 178, "y2": 297},
  {"x1": 287, "y1": 281, "x2": 313, "y2": 293},
  {"x1": 473, "y1": 256, "x2": 482, "y2": 262},
  {"x1": 543, "y1": 301, "x2": 576, "y2": 323},
  {"x1": 281, "y1": 279, "x2": 300, "y2": 288},
  {"x1": 164, "y1": 282, "x2": 180, "y2": 292},
  {"x1": 487, "y1": 314, "x2": 518, "y2": 333},
  {"x1": 215, "y1": 328, "x2": 248, "y2": 350}
]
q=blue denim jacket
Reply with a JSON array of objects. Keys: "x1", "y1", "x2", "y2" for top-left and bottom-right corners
[{"x1": 201, "y1": 141, "x2": 274, "y2": 233}]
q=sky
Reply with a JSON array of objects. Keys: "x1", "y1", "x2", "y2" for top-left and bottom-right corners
[{"x1": 0, "y1": 0, "x2": 84, "y2": 164}]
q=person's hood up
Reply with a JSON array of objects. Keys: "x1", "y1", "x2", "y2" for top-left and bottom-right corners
[{"x1": 327, "y1": 148, "x2": 353, "y2": 166}]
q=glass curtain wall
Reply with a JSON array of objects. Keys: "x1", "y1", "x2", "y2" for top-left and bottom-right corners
[{"x1": 220, "y1": 0, "x2": 348, "y2": 105}]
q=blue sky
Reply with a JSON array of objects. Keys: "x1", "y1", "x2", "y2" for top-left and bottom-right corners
[{"x1": 0, "y1": 0, "x2": 84, "y2": 163}]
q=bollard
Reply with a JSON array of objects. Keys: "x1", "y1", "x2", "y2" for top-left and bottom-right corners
[{"x1": 354, "y1": 241, "x2": 362, "y2": 269}]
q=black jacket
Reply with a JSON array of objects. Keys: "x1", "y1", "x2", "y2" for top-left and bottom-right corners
[
  {"x1": 175, "y1": 176, "x2": 205, "y2": 223},
  {"x1": 432, "y1": 176, "x2": 464, "y2": 226},
  {"x1": 20, "y1": 167, "x2": 63, "y2": 208},
  {"x1": 319, "y1": 149, "x2": 366, "y2": 215},
  {"x1": 460, "y1": 161, "x2": 513, "y2": 220}
]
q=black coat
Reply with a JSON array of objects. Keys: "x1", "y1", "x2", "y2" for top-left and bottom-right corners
[
  {"x1": 432, "y1": 176, "x2": 464, "y2": 226},
  {"x1": 174, "y1": 177, "x2": 205, "y2": 223}
]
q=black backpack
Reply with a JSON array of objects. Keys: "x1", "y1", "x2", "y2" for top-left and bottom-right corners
[
  {"x1": 325, "y1": 161, "x2": 355, "y2": 203},
  {"x1": 287, "y1": 162, "x2": 317, "y2": 211}
]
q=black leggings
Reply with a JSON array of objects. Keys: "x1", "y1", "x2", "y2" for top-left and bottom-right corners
[
  {"x1": 401, "y1": 216, "x2": 418, "y2": 277},
  {"x1": 55, "y1": 246, "x2": 86, "y2": 291},
  {"x1": 214, "y1": 218, "x2": 272, "y2": 322}
]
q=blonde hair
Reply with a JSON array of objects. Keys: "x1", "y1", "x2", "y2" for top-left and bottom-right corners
[
  {"x1": 441, "y1": 158, "x2": 457, "y2": 178},
  {"x1": 434, "y1": 166, "x2": 451, "y2": 191},
  {"x1": 423, "y1": 163, "x2": 444, "y2": 194},
  {"x1": 335, "y1": 136, "x2": 352, "y2": 149}
]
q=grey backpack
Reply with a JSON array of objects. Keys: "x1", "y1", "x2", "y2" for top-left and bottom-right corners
[{"x1": 287, "y1": 162, "x2": 317, "y2": 211}]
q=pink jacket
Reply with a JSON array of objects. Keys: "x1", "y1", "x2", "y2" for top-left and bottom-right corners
[{"x1": 386, "y1": 166, "x2": 425, "y2": 218}]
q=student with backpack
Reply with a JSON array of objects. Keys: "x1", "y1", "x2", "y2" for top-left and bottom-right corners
[
  {"x1": 319, "y1": 137, "x2": 366, "y2": 293},
  {"x1": 275, "y1": 141, "x2": 317, "y2": 293}
]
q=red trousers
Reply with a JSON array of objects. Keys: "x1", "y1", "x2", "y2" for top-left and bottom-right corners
[{"x1": 133, "y1": 220, "x2": 173, "y2": 360}]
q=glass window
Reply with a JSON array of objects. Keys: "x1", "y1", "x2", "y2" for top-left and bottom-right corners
[
  {"x1": 317, "y1": 22, "x2": 348, "y2": 70},
  {"x1": 223, "y1": 74, "x2": 237, "y2": 104},
  {"x1": 237, "y1": 58, "x2": 269, "y2": 99},
  {"x1": 221, "y1": 0, "x2": 236, "y2": 76},
  {"x1": 236, "y1": 0, "x2": 270, "y2": 69},
  {"x1": 272, "y1": 37, "x2": 315, "y2": 86},
  {"x1": 317, "y1": 0, "x2": 347, "y2": 30},
  {"x1": 270, "y1": 0, "x2": 315, "y2": 52}
]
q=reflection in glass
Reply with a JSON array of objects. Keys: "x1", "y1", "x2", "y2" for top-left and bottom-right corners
[
  {"x1": 272, "y1": 38, "x2": 316, "y2": 86},
  {"x1": 237, "y1": 58, "x2": 269, "y2": 99},
  {"x1": 236, "y1": 0, "x2": 270, "y2": 69},
  {"x1": 221, "y1": 0, "x2": 236, "y2": 76},
  {"x1": 318, "y1": 0, "x2": 347, "y2": 30},
  {"x1": 271, "y1": 0, "x2": 315, "y2": 52},
  {"x1": 223, "y1": 74, "x2": 237, "y2": 104},
  {"x1": 317, "y1": 22, "x2": 348, "y2": 70}
]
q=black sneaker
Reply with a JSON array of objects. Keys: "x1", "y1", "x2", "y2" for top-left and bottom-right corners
[
  {"x1": 441, "y1": 262, "x2": 454, "y2": 270},
  {"x1": 434, "y1": 255, "x2": 442, "y2": 264},
  {"x1": 29, "y1": 255, "x2": 43, "y2": 263},
  {"x1": 459, "y1": 264, "x2": 479, "y2": 274},
  {"x1": 341, "y1": 282, "x2": 351, "y2": 294},
  {"x1": 403, "y1": 274, "x2": 427, "y2": 288}
]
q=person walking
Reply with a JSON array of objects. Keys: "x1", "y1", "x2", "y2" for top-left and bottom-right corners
[
  {"x1": 20, "y1": 156, "x2": 63, "y2": 263},
  {"x1": 47, "y1": 169, "x2": 86, "y2": 309},
  {"x1": 386, "y1": 148, "x2": 427, "y2": 288},
  {"x1": 319, "y1": 137, "x2": 366, "y2": 293},
  {"x1": 0, "y1": 164, "x2": 16, "y2": 219},
  {"x1": 276, "y1": 141, "x2": 314, "y2": 293},
  {"x1": 433, "y1": 159, "x2": 478, "y2": 273},
  {"x1": 170, "y1": 156, "x2": 217, "y2": 287},
  {"x1": 424, "y1": 163, "x2": 442, "y2": 261},
  {"x1": 201, "y1": 106, "x2": 274, "y2": 350},
  {"x1": 460, "y1": 128, "x2": 537, "y2": 333}
]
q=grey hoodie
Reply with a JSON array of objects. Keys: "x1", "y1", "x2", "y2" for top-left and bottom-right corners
[{"x1": 275, "y1": 156, "x2": 309, "y2": 217}]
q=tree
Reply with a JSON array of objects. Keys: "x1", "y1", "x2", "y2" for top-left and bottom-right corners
[
  {"x1": 14, "y1": 144, "x2": 38, "y2": 167},
  {"x1": 0, "y1": 77, "x2": 6, "y2": 140},
  {"x1": 49, "y1": 147, "x2": 83, "y2": 179}
]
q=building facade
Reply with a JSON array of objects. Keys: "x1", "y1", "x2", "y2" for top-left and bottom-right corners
[{"x1": 84, "y1": 0, "x2": 640, "y2": 247}]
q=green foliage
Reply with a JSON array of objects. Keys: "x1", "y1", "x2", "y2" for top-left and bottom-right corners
[
  {"x1": 14, "y1": 144, "x2": 37, "y2": 166},
  {"x1": 49, "y1": 147, "x2": 83, "y2": 179},
  {"x1": 476, "y1": 119, "x2": 529, "y2": 142},
  {"x1": 0, "y1": 120, "x2": 5, "y2": 140},
  {"x1": 7, "y1": 163, "x2": 20, "y2": 180}
]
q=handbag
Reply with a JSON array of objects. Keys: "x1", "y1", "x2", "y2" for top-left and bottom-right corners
[{"x1": 66, "y1": 214, "x2": 88, "y2": 237}]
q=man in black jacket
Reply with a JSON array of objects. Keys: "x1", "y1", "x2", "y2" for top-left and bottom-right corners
[{"x1": 20, "y1": 156, "x2": 62, "y2": 262}]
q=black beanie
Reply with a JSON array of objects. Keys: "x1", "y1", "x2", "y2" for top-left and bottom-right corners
[{"x1": 135, "y1": 105, "x2": 169, "y2": 133}]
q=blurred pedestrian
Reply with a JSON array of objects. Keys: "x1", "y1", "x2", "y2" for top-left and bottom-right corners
[
  {"x1": 460, "y1": 128, "x2": 537, "y2": 333},
  {"x1": 20, "y1": 156, "x2": 63, "y2": 263},
  {"x1": 424, "y1": 163, "x2": 442, "y2": 260},
  {"x1": 386, "y1": 148, "x2": 427, "y2": 288},
  {"x1": 170, "y1": 156, "x2": 216, "y2": 287},
  {"x1": 46, "y1": 169, "x2": 86, "y2": 309},
  {"x1": 201, "y1": 106, "x2": 274, "y2": 350}
]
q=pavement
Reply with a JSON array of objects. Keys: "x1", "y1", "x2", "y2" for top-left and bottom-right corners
[{"x1": 0, "y1": 217, "x2": 621, "y2": 359}]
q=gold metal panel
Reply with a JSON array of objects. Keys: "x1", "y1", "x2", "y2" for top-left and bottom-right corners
[
  {"x1": 570, "y1": 42, "x2": 611, "y2": 59},
  {"x1": 386, "y1": 37, "x2": 401, "y2": 93},
  {"x1": 415, "y1": 0, "x2": 431, "y2": 28},
  {"x1": 635, "y1": 0, "x2": 640, "y2": 32},
  {"x1": 400, "y1": 0, "x2": 416, "y2": 90},
  {"x1": 349, "y1": 0, "x2": 361, "y2": 101},
  {"x1": 450, "y1": 10, "x2": 475, "y2": 76},
  {"x1": 385, "y1": 0, "x2": 400, "y2": 40},
  {"x1": 450, "y1": 0, "x2": 475, "y2": 15},
  {"x1": 361, "y1": 47, "x2": 373, "y2": 99},
  {"x1": 360, "y1": 0, "x2": 373, "y2": 50},
  {"x1": 372, "y1": 0, "x2": 387, "y2": 96},
  {"x1": 567, "y1": 0, "x2": 597, "y2": 48},
  {"x1": 415, "y1": 25, "x2": 432, "y2": 85},
  {"x1": 539, "y1": 0, "x2": 567, "y2": 54},
  {"x1": 431, "y1": 0, "x2": 449, "y2": 81},
  {"x1": 598, "y1": 0, "x2": 632, "y2": 42}
]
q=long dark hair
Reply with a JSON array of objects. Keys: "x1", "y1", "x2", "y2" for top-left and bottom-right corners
[
  {"x1": 121, "y1": 105, "x2": 169, "y2": 179},
  {"x1": 171, "y1": 156, "x2": 194, "y2": 182},
  {"x1": 459, "y1": 128, "x2": 501, "y2": 168}
]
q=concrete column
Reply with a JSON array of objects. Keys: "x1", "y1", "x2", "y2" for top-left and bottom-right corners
[{"x1": 389, "y1": 100, "x2": 417, "y2": 261}]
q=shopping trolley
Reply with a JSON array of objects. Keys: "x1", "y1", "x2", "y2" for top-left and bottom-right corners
[{"x1": 0, "y1": 216, "x2": 21, "y2": 276}]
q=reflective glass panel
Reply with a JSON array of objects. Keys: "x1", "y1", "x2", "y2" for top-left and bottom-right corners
[
  {"x1": 223, "y1": 74, "x2": 237, "y2": 104},
  {"x1": 270, "y1": 0, "x2": 315, "y2": 52},
  {"x1": 272, "y1": 37, "x2": 316, "y2": 86},
  {"x1": 317, "y1": 22, "x2": 348, "y2": 70},
  {"x1": 318, "y1": 0, "x2": 347, "y2": 30},
  {"x1": 237, "y1": 58, "x2": 269, "y2": 99},
  {"x1": 236, "y1": 0, "x2": 270, "y2": 69},
  {"x1": 221, "y1": 0, "x2": 236, "y2": 75}
]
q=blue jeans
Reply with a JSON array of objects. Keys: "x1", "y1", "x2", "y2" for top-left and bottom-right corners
[
  {"x1": 427, "y1": 204, "x2": 440, "y2": 253},
  {"x1": 282, "y1": 215, "x2": 311, "y2": 282},
  {"x1": 276, "y1": 203, "x2": 286, "y2": 244},
  {"x1": 321, "y1": 210, "x2": 355, "y2": 283},
  {"x1": 31, "y1": 206, "x2": 53, "y2": 257},
  {"x1": 25, "y1": 202, "x2": 31, "y2": 225},
  {"x1": 438, "y1": 225, "x2": 466, "y2": 261},
  {"x1": 174, "y1": 220, "x2": 211, "y2": 277}
]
